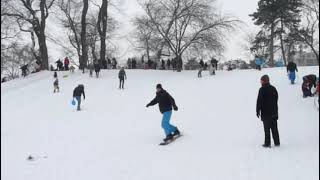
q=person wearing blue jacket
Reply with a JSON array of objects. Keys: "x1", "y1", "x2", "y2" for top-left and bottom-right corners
[
  {"x1": 255, "y1": 56, "x2": 263, "y2": 71},
  {"x1": 146, "y1": 84, "x2": 180, "y2": 142}
]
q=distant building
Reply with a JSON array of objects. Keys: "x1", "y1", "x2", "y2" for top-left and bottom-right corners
[{"x1": 293, "y1": 52, "x2": 318, "y2": 66}]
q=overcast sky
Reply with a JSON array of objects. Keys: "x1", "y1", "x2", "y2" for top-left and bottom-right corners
[{"x1": 48, "y1": 0, "x2": 260, "y2": 63}]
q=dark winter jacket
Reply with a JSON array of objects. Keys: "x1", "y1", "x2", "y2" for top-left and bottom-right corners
[
  {"x1": 73, "y1": 85, "x2": 85, "y2": 99},
  {"x1": 147, "y1": 89, "x2": 178, "y2": 114},
  {"x1": 287, "y1": 62, "x2": 298, "y2": 72},
  {"x1": 303, "y1": 74, "x2": 317, "y2": 87},
  {"x1": 54, "y1": 79, "x2": 59, "y2": 86},
  {"x1": 94, "y1": 63, "x2": 101, "y2": 72},
  {"x1": 256, "y1": 83, "x2": 279, "y2": 121},
  {"x1": 199, "y1": 60, "x2": 204, "y2": 68},
  {"x1": 118, "y1": 69, "x2": 126, "y2": 79}
]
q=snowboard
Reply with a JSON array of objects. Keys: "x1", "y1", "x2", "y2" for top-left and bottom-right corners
[{"x1": 159, "y1": 134, "x2": 183, "y2": 146}]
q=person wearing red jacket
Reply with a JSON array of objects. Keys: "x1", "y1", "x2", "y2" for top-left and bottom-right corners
[{"x1": 64, "y1": 57, "x2": 70, "y2": 71}]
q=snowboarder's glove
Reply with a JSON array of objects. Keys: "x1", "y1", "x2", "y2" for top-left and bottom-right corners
[
  {"x1": 256, "y1": 112, "x2": 260, "y2": 118},
  {"x1": 174, "y1": 106, "x2": 178, "y2": 111}
]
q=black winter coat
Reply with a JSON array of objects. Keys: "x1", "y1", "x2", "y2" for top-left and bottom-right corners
[
  {"x1": 73, "y1": 86, "x2": 85, "y2": 99},
  {"x1": 287, "y1": 62, "x2": 298, "y2": 72},
  {"x1": 304, "y1": 74, "x2": 317, "y2": 87},
  {"x1": 94, "y1": 64, "x2": 101, "y2": 72},
  {"x1": 147, "y1": 89, "x2": 178, "y2": 114},
  {"x1": 257, "y1": 84, "x2": 279, "y2": 120}
]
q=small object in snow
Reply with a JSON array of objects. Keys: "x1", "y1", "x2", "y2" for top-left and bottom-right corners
[
  {"x1": 27, "y1": 155, "x2": 34, "y2": 161},
  {"x1": 63, "y1": 75, "x2": 69, "y2": 78},
  {"x1": 71, "y1": 99, "x2": 76, "y2": 106},
  {"x1": 160, "y1": 134, "x2": 182, "y2": 146}
]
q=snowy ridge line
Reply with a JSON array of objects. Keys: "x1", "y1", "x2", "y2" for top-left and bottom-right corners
[
  {"x1": 1, "y1": 71, "x2": 82, "y2": 96},
  {"x1": 1, "y1": 71, "x2": 52, "y2": 95}
]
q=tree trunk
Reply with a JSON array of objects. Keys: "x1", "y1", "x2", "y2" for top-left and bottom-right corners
[
  {"x1": 279, "y1": 21, "x2": 287, "y2": 66},
  {"x1": 98, "y1": 0, "x2": 108, "y2": 66},
  {"x1": 310, "y1": 47, "x2": 320, "y2": 65},
  {"x1": 146, "y1": 40, "x2": 150, "y2": 61},
  {"x1": 80, "y1": 0, "x2": 89, "y2": 70},
  {"x1": 38, "y1": 34, "x2": 49, "y2": 70},
  {"x1": 270, "y1": 22, "x2": 275, "y2": 67}
]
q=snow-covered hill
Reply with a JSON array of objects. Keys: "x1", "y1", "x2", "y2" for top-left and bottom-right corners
[{"x1": 1, "y1": 67, "x2": 319, "y2": 180}]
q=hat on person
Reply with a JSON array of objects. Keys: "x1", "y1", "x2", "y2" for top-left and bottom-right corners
[
  {"x1": 261, "y1": 75, "x2": 270, "y2": 83},
  {"x1": 156, "y1": 84, "x2": 163, "y2": 89}
]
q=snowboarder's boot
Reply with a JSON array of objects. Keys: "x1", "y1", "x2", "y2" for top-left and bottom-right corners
[
  {"x1": 163, "y1": 134, "x2": 174, "y2": 142},
  {"x1": 172, "y1": 129, "x2": 181, "y2": 137},
  {"x1": 275, "y1": 144, "x2": 280, "y2": 147}
]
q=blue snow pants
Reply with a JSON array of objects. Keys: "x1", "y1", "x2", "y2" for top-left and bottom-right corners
[
  {"x1": 161, "y1": 111, "x2": 177, "y2": 136},
  {"x1": 75, "y1": 96, "x2": 81, "y2": 110},
  {"x1": 289, "y1": 71, "x2": 296, "y2": 84}
]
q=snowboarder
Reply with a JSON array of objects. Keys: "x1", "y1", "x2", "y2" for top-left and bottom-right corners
[
  {"x1": 118, "y1": 67, "x2": 127, "y2": 89},
  {"x1": 256, "y1": 75, "x2": 280, "y2": 148},
  {"x1": 146, "y1": 84, "x2": 180, "y2": 143},
  {"x1": 73, "y1": 84, "x2": 85, "y2": 111},
  {"x1": 94, "y1": 62, "x2": 101, "y2": 78},
  {"x1": 54, "y1": 71, "x2": 58, "y2": 79},
  {"x1": 53, "y1": 78, "x2": 59, "y2": 93},
  {"x1": 64, "y1": 57, "x2": 70, "y2": 71},
  {"x1": 287, "y1": 61, "x2": 298, "y2": 84}
]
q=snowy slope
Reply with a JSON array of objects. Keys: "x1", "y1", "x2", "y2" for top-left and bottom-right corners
[{"x1": 1, "y1": 67, "x2": 319, "y2": 180}]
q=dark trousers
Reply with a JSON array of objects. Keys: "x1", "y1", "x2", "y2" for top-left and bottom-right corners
[
  {"x1": 198, "y1": 70, "x2": 202, "y2": 78},
  {"x1": 263, "y1": 120, "x2": 280, "y2": 146},
  {"x1": 119, "y1": 78, "x2": 125, "y2": 89}
]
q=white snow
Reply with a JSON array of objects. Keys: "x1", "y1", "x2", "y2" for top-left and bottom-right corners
[{"x1": 1, "y1": 67, "x2": 319, "y2": 180}]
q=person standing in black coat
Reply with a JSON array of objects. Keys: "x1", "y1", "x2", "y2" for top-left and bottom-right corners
[
  {"x1": 118, "y1": 67, "x2": 127, "y2": 89},
  {"x1": 256, "y1": 75, "x2": 280, "y2": 148},
  {"x1": 146, "y1": 84, "x2": 180, "y2": 142},
  {"x1": 199, "y1": 59, "x2": 204, "y2": 68},
  {"x1": 167, "y1": 59, "x2": 171, "y2": 70},
  {"x1": 73, "y1": 84, "x2": 85, "y2": 111},
  {"x1": 94, "y1": 62, "x2": 101, "y2": 78}
]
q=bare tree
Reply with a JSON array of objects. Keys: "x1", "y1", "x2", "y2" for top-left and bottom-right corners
[
  {"x1": 96, "y1": 0, "x2": 109, "y2": 64},
  {"x1": 134, "y1": 16, "x2": 163, "y2": 61},
  {"x1": 142, "y1": 0, "x2": 240, "y2": 71},
  {"x1": 293, "y1": 0, "x2": 319, "y2": 64},
  {"x1": 57, "y1": 0, "x2": 82, "y2": 64},
  {"x1": 80, "y1": 0, "x2": 89, "y2": 72},
  {"x1": 2, "y1": 0, "x2": 56, "y2": 70}
]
